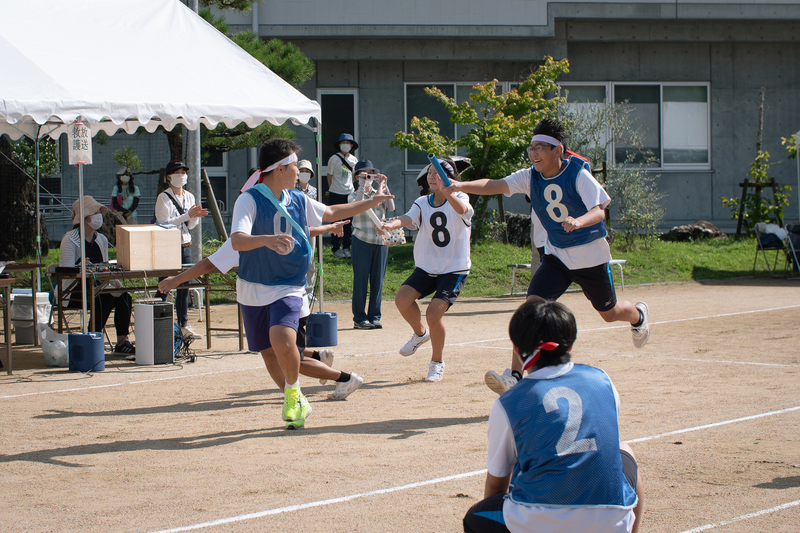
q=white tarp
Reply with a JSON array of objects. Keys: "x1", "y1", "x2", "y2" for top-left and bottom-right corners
[{"x1": 0, "y1": 0, "x2": 321, "y2": 141}]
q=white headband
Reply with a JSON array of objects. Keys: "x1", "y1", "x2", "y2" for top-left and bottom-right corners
[
  {"x1": 263, "y1": 152, "x2": 298, "y2": 174},
  {"x1": 530, "y1": 134, "x2": 563, "y2": 148}
]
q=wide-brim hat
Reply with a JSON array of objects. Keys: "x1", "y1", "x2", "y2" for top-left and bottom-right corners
[
  {"x1": 72, "y1": 195, "x2": 107, "y2": 224},
  {"x1": 354, "y1": 159, "x2": 377, "y2": 175},
  {"x1": 297, "y1": 159, "x2": 315, "y2": 178},
  {"x1": 116, "y1": 166, "x2": 128, "y2": 176},
  {"x1": 165, "y1": 160, "x2": 190, "y2": 175},
  {"x1": 335, "y1": 133, "x2": 358, "y2": 152}
]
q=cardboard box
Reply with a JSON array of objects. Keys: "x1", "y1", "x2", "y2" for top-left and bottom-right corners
[{"x1": 115, "y1": 225, "x2": 181, "y2": 271}]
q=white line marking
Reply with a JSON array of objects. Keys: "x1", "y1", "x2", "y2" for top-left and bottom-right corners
[
  {"x1": 676, "y1": 499, "x2": 800, "y2": 532},
  {"x1": 0, "y1": 367, "x2": 261, "y2": 399},
  {"x1": 145, "y1": 405, "x2": 800, "y2": 533},
  {"x1": 147, "y1": 469, "x2": 487, "y2": 533},
  {"x1": 5, "y1": 303, "x2": 798, "y2": 398},
  {"x1": 626, "y1": 405, "x2": 800, "y2": 443}
]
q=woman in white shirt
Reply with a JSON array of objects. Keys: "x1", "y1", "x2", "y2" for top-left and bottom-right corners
[{"x1": 154, "y1": 160, "x2": 208, "y2": 338}]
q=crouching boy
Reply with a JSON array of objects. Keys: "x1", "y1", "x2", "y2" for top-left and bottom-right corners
[{"x1": 464, "y1": 300, "x2": 644, "y2": 533}]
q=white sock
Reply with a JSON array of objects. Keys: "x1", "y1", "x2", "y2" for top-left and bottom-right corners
[{"x1": 285, "y1": 380, "x2": 299, "y2": 390}]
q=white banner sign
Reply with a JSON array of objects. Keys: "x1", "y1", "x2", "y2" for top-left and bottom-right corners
[{"x1": 67, "y1": 122, "x2": 92, "y2": 165}]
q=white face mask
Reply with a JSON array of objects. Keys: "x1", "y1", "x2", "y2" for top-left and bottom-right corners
[
  {"x1": 119, "y1": 175, "x2": 130, "y2": 184},
  {"x1": 170, "y1": 173, "x2": 187, "y2": 187},
  {"x1": 298, "y1": 172, "x2": 312, "y2": 183},
  {"x1": 339, "y1": 143, "x2": 352, "y2": 154},
  {"x1": 88, "y1": 213, "x2": 103, "y2": 230}
]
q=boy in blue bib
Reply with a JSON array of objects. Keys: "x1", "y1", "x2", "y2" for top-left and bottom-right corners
[{"x1": 230, "y1": 139, "x2": 393, "y2": 429}]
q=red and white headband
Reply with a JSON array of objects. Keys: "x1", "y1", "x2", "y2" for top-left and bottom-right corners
[
  {"x1": 521, "y1": 341, "x2": 560, "y2": 372},
  {"x1": 530, "y1": 134, "x2": 563, "y2": 149},
  {"x1": 240, "y1": 152, "x2": 298, "y2": 192}
]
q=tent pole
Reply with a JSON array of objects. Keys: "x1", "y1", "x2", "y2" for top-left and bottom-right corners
[
  {"x1": 34, "y1": 129, "x2": 41, "y2": 292},
  {"x1": 314, "y1": 118, "x2": 324, "y2": 312},
  {"x1": 77, "y1": 163, "x2": 88, "y2": 334}
]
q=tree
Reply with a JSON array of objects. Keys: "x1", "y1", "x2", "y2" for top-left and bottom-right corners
[
  {"x1": 557, "y1": 98, "x2": 666, "y2": 248},
  {"x1": 391, "y1": 56, "x2": 570, "y2": 241}
]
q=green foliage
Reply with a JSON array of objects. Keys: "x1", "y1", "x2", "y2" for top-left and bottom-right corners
[
  {"x1": 112, "y1": 146, "x2": 142, "y2": 172},
  {"x1": 558, "y1": 98, "x2": 665, "y2": 248},
  {"x1": 781, "y1": 134, "x2": 797, "y2": 159},
  {"x1": 9, "y1": 138, "x2": 60, "y2": 179},
  {"x1": 721, "y1": 150, "x2": 791, "y2": 233},
  {"x1": 201, "y1": 0, "x2": 251, "y2": 11},
  {"x1": 391, "y1": 57, "x2": 570, "y2": 240}
]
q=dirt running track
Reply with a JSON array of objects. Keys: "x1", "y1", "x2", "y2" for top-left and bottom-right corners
[{"x1": 1, "y1": 278, "x2": 799, "y2": 533}]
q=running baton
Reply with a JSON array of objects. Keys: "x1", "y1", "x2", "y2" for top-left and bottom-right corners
[{"x1": 427, "y1": 154, "x2": 452, "y2": 187}]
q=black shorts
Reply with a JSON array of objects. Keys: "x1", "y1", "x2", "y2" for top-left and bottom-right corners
[
  {"x1": 402, "y1": 267, "x2": 468, "y2": 306},
  {"x1": 528, "y1": 253, "x2": 617, "y2": 312},
  {"x1": 296, "y1": 316, "x2": 307, "y2": 357},
  {"x1": 463, "y1": 450, "x2": 638, "y2": 533}
]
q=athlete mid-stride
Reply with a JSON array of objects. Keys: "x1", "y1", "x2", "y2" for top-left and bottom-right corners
[
  {"x1": 382, "y1": 156, "x2": 473, "y2": 383},
  {"x1": 448, "y1": 118, "x2": 650, "y2": 395}
]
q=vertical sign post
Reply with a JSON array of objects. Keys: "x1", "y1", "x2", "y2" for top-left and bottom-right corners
[{"x1": 67, "y1": 121, "x2": 92, "y2": 334}]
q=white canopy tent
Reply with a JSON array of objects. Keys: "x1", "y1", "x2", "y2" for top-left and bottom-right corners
[{"x1": 0, "y1": 0, "x2": 326, "y2": 354}]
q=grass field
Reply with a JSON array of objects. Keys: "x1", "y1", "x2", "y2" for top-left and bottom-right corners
[{"x1": 26, "y1": 235, "x2": 793, "y2": 303}]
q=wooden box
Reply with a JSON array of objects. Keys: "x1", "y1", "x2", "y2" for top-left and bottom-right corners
[{"x1": 115, "y1": 225, "x2": 181, "y2": 271}]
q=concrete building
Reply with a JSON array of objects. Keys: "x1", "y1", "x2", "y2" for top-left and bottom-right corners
[{"x1": 50, "y1": 0, "x2": 800, "y2": 241}]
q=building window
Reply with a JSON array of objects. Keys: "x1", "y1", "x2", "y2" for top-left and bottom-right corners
[
  {"x1": 403, "y1": 82, "x2": 518, "y2": 170},
  {"x1": 561, "y1": 82, "x2": 710, "y2": 169}
]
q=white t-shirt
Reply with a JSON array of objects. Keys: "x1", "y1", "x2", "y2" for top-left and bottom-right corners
[
  {"x1": 155, "y1": 189, "x2": 199, "y2": 245},
  {"x1": 503, "y1": 167, "x2": 611, "y2": 270},
  {"x1": 230, "y1": 191, "x2": 325, "y2": 307},
  {"x1": 404, "y1": 192, "x2": 473, "y2": 275},
  {"x1": 327, "y1": 152, "x2": 357, "y2": 195},
  {"x1": 487, "y1": 363, "x2": 635, "y2": 533}
]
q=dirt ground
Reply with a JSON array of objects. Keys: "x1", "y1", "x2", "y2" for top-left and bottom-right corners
[{"x1": 2, "y1": 277, "x2": 799, "y2": 533}]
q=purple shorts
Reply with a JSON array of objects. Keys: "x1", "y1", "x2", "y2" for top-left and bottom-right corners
[{"x1": 241, "y1": 296, "x2": 303, "y2": 353}]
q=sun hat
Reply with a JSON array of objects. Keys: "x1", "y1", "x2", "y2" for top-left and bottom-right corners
[
  {"x1": 335, "y1": 133, "x2": 358, "y2": 152},
  {"x1": 297, "y1": 159, "x2": 315, "y2": 178},
  {"x1": 165, "y1": 160, "x2": 190, "y2": 175},
  {"x1": 115, "y1": 166, "x2": 128, "y2": 176},
  {"x1": 354, "y1": 160, "x2": 379, "y2": 175},
  {"x1": 71, "y1": 195, "x2": 107, "y2": 224}
]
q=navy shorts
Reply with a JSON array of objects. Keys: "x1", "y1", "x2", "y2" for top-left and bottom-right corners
[
  {"x1": 402, "y1": 267, "x2": 468, "y2": 306},
  {"x1": 241, "y1": 296, "x2": 303, "y2": 353},
  {"x1": 528, "y1": 253, "x2": 617, "y2": 312}
]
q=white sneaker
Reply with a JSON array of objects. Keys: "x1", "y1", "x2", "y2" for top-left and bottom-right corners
[
  {"x1": 425, "y1": 361, "x2": 445, "y2": 382},
  {"x1": 485, "y1": 368, "x2": 517, "y2": 395},
  {"x1": 343, "y1": 249, "x2": 351, "y2": 258},
  {"x1": 631, "y1": 302, "x2": 650, "y2": 348},
  {"x1": 333, "y1": 249, "x2": 346, "y2": 258},
  {"x1": 328, "y1": 372, "x2": 364, "y2": 400},
  {"x1": 318, "y1": 349, "x2": 334, "y2": 385},
  {"x1": 399, "y1": 330, "x2": 430, "y2": 356},
  {"x1": 181, "y1": 325, "x2": 203, "y2": 339}
]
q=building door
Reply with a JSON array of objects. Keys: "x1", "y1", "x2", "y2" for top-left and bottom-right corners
[{"x1": 317, "y1": 89, "x2": 359, "y2": 199}]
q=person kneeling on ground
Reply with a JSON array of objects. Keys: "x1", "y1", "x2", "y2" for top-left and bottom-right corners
[{"x1": 463, "y1": 299, "x2": 644, "y2": 533}]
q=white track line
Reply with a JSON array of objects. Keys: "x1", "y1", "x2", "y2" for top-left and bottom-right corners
[
  {"x1": 5, "y1": 303, "x2": 799, "y2": 399},
  {"x1": 144, "y1": 405, "x2": 800, "y2": 533},
  {"x1": 147, "y1": 469, "x2": 486, "y2": 533},
  {"x1": 676, "y1": 499, "x2": 800, "y2": 532},
  {"x1": 0, "y1": 367, "x2": 261, "y2": 399}
]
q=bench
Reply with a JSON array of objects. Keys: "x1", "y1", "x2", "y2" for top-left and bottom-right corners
[{"x1": 507, "y1": 259, "x2": 627, "y2": 295}]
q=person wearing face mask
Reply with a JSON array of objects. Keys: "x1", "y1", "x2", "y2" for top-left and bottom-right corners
[
  {"x1": 347, "y1": 160, "x2": 394, "y2": 330},
  {"x1": 294, "y1": 159, "x2": 317, "y2": 200},
  {"x1": 110, "y1": 166, "x2": 141, "y2": 224},
  {"x1": 155, "y1": 160, "x2": 209, "y2": 338},
  {"x1": 59, "y1": 196, "x2": 135, "y2": 356},
  {"x1": 326, "y1": 133, "x2": 358, "y2": 258}
]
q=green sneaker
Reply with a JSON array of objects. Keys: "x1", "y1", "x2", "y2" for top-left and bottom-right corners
[
  {"x1": 282, "y1": 387, "x2": 302, "y2": 422},
  {"x1": 285, "y1": 393, "x2": 312, "y2": 430}
]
